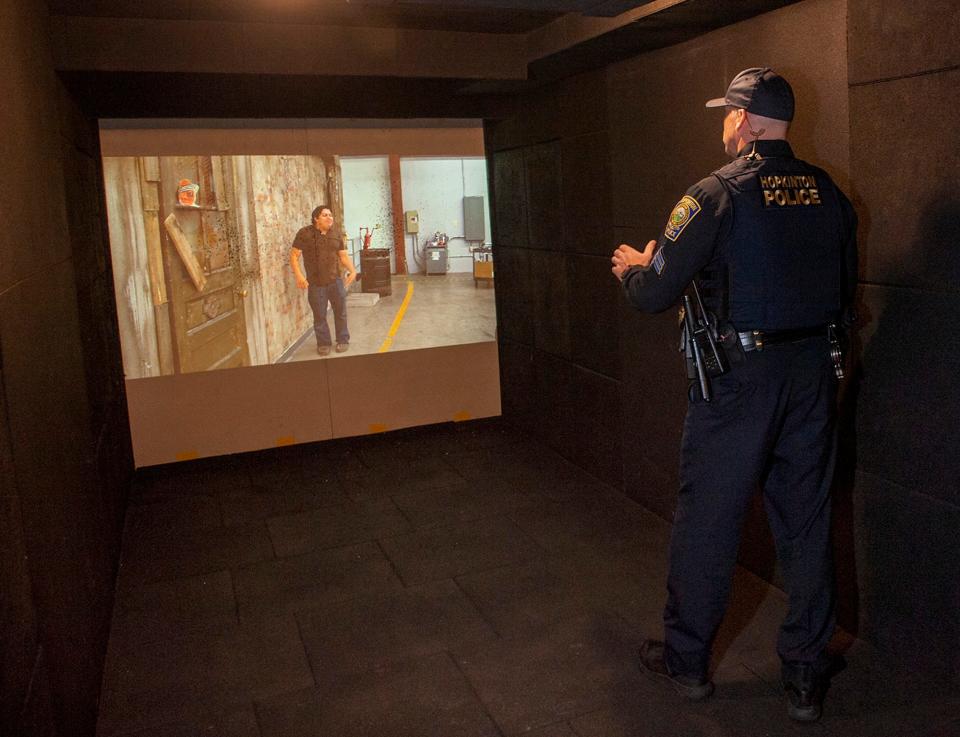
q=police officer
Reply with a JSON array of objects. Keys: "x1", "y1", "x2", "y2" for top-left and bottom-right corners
[{"x1": 610, "y1": 68, "x2": 857, "y2": 722}]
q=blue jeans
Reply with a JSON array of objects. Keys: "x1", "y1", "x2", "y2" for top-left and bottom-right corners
[{"x1": 307, "y1": 278, "x2": 349, "y2": 346}]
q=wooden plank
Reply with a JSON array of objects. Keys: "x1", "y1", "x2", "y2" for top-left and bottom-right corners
[
  {"x1": 211, "y1": 156, "x2": 229, "y2": 210},
  {"x1": 388, "y1": 154, "x2": 407, "y2": 275},
  {"x1": 140, "y1": 156, "x2": 160, "y2": 182},
  {"x1": 143, "y1": 210, "x2": 168, "y2": 306},
  {"x1": 139, "y1": 165, "x2": 160, "y2": 211},
  {"x1": 154, "y1": 305, "x2": 174, "y2": 376},
  {"x1": 163, "y1": 213, "x2": 208, "y2": 292}
]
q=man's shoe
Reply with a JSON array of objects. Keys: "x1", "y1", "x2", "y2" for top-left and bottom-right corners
[
  {"x1": 317, "y1": 345, "x2": 331, "y2": 356},
  {"x1": 781, "y1": 655, "x2": 845, "y2": 723},
  {"x1": 335, "y1": 343, "x2": 349, "y2": 353},
  {"x1": 638, "y1": 639, "x2": 714, "y2": 701}
]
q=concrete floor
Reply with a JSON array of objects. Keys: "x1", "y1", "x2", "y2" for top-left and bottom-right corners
[
  {"x1": 286, "y1": 273, "x2": 496, "y2": 362},
  {"x1": 97, "y1": 418, "x2": 960, "y2": 737}
]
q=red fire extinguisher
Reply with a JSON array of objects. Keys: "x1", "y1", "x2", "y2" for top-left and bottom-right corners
[{"x1": 360, "y1": 227, "x2": 373, "y2": 249}]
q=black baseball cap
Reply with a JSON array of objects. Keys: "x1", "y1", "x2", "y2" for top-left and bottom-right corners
[{"x1": 705, "y1": 67, "x2": 795, "y2": 121}]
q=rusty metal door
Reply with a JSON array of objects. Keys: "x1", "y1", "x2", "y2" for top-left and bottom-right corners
[{"x1": 157, "y1": 156, "x2": 250, "y2": 374}]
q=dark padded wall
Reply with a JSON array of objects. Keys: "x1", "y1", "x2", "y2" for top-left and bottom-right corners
[
  {"x1": 847, "y1": 0, "x2": 960, "y2": 681},
  {"x1": 0, "y1": 1, "x2": 134, "y2": 734},
  {"x1": 487, "y1": 72, "x2": 623, "y2": 489}
]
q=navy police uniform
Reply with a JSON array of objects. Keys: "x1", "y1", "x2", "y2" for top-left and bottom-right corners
[{"x1": 622, "y1": 138, "x2": 858, "y2": 683}]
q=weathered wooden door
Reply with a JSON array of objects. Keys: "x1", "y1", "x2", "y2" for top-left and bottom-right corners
[{"x1": 157, "y1": 156, "x2": 250, "y2": 374}]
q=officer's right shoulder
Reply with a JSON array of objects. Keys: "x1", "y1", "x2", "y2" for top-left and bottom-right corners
[{"x1": 711, "y1": 157, "x2": 752, "y2": 180}]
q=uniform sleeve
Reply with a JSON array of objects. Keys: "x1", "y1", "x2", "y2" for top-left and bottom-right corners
[
  {"x1": 837, "y1": 187, "x2": 858, "y2": 311},
  {"x1": 621, "y1": 175, "x2": 730, "y2": 313}
]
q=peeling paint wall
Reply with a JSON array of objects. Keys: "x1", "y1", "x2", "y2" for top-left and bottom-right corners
[
  {"x1": 104, "y1": 157, "x2": 160, "y2": 379},
  {"x1": 249, "y1": 155, "x2": 329, "y2": 361}
]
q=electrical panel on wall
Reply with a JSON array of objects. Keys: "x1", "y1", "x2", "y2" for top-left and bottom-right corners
[
  {"x1": 404, "y1": 210, "x2": 419, "y2": 233},
  {"x1": 463, "y1": 196, "x2": 485, "y2": 242}
]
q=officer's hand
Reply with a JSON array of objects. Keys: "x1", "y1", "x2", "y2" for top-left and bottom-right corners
[{"x1": 611, "y1": 240, "x2": 657, "y2": 280}]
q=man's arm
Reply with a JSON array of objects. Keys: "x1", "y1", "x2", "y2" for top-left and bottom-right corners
[
  {"x1": 290, "y1": 248, "x2": 308, "y2": 289},
  {"x1": 338, "y1": 249, "x2": 356, "y2": 287},
  {"x1": 612, "y1": 176, "x2": 729, "y2": 313}
]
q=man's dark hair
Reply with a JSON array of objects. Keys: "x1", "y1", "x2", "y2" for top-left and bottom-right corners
[{"x1": 311, "y1": 205, "x2": 332, "y2": 223}]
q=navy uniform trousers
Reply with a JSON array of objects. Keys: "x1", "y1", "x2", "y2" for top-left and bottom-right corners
[{"x1": 663, "y1": 335, "x2": 838, "y2": 680}]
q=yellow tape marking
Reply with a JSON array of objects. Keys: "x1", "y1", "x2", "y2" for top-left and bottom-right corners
[
  {"x1": 378, "y1": 281, "x2": 414, "y2": 353},
  {"x1": 453, "y1": 411, "x2": 472, "y2": 422},
  {"x1": 368, "y1": 423, "x2": 389, "y2": 433},
  {"x1": 175, "y1": 451, "x2": 199, "y2": 462},
  {"x1": 275, "y1": 436, "x2": 296, "y2": 447}
]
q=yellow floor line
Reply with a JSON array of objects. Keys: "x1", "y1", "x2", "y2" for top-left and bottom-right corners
[{"x1": 378, "y1": 281, "x2": 414, "y2": 353}]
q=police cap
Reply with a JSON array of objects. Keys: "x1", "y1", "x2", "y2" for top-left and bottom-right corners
[{"x1": 705, "y1": 67, "x2": 795, "y2": 122}]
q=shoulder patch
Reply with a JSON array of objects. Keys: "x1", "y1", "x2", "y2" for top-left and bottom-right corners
[{"x1": 664, "y1": 195, "x2": 702, "y2": 242}]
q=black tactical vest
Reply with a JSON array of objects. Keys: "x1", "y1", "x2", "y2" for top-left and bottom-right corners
[{"x1": 713, "y1": 143, "x2": 846, "y2": 331}]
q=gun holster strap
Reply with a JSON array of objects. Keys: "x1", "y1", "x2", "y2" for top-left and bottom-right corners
[{"x1": 738, "y1": 325, "x2": 828, "y2": 353}]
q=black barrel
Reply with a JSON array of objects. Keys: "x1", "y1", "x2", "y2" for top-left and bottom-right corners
[{"x1": 360, "y1": 248, "x2": 392, "y2": 296}]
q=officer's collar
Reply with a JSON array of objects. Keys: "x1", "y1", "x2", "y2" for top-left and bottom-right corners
[{"x1": 736, "y1": 138, "x2": 794, "y2": 159}]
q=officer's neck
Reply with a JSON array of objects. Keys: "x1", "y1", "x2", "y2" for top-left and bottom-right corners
[{"x1": 735, "y1": 136, "x2": 790, "y2": 157}]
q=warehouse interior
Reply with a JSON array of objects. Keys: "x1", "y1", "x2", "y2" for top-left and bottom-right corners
[{"x1": 2, "y1": 0, "x2": 959, "y2": 735}]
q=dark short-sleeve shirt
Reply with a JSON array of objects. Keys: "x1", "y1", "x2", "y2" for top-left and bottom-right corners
[{"x1": 291, "y1": 225, "x2": 344, "y2": 286}]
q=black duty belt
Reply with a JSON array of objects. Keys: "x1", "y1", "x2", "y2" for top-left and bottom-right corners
[{"x1": 738, "y1": 325, "x2": 828, "y2": 353}]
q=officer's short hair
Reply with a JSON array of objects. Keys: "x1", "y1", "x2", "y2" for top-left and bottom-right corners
[{"x1": 311, "y1": 205, "x2": 332, "y2": 223}]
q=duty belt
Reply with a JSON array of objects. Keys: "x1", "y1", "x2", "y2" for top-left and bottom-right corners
[{"x1": 737, "y1": 325, "x2": 828, "y2": 352}]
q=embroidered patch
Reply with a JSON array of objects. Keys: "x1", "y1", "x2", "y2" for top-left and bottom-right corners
[
  {"x1": 664, "y1": 195, "x2": 702, "y2": 242},
  {"x1": 652, "y1": 248, "x2": 666, "y2": 275}
]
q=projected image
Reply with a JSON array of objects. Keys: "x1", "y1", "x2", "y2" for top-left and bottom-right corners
[{"x1": 104, "y1": 152, "x2": 496, "y2": 377}]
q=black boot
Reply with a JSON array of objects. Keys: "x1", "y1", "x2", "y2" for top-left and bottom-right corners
[
  {"x1": 638, "y1": 640, "x2": 714, "y2": 701},
  {"x1": 781, "y1": 654, "x2": 846, "y2": 722}
]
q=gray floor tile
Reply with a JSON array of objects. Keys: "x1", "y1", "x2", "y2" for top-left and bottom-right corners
[
  {"x1": 569, "y1": 693, "x2": 819, "y2": 737},
  {"x1": 233, "y1": 541, "x2": 404, "y2": 618},
  {"x1": 456, "y1": 558, "x2": 614, "y2": 637},
  {"x1": 100, "y1": 705, "x2": 261, "y2": 737},
  {"x1": 118, "y1": 523, "x2": 274, "y2": 587},
  {"x1": 255, "y1": 653, "x2": 500, "y2": 737},
  {"x1": 98, "y1": 616, "x2": 311, "y2": 736},
  {"x1": 344, "y1": 455, "x2": 466, "y2": 496},
  {"x1": 110, "y1": 570, "x2": 237, "y2": 647},
  {"x1": 132, "y1": 464, "x2": 253, "y2": 503},
  {"x1": 246, "y1": 453, "x2": 361, "y2": 491},
  {"x1": 266, "y1": 499, "x2": 411, "y2": 558},
  {"x1": 508, "y1": 723, "x2": 579, "y2": 737},
  {"x1": 454, "y1": 445, "x2": 607, "y2": 503},
  {"x1": 99, "y1": 421, "x2": 960, "y2": 737},
  {"x1": 391, "y1": 479, "x2": 541, "y2": 530},
  {"x1": 124, "y1": 496, "x2": 222, "y2": 537},
  {"x1": 220, "y1": 481, "x2": 350, "y2": 527},
  {"x1": 378, "y1": 515, "x2": 545, "y2": 586},
  {"x1": 452, "y1": 612, "x2": 645, "y2": 735},
  {"x1": 509, "y1": 490, "x2": 670, "y2": 557},
  {"x1": 296, "y1": 579, "x2": 497, "y2": 688}
]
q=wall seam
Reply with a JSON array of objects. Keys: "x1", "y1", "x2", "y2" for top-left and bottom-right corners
[{"x1": 849, "y1": 62, "x2": 960, "y2": 88}]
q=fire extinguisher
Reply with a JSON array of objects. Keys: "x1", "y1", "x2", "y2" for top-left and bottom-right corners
[{"x1": 360, "y1": 227, "x2": 373, "y2": 249}]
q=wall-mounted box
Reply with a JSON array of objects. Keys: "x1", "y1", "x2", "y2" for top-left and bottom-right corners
[
  {"x1": 404, "y1": 210, "x2": 419, "y2": 233},
  {"x1": 463, "y1": 196, "x2": 485, "y2": 242}
]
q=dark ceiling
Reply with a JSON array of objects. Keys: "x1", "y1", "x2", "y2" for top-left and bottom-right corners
[
  {"x1": 45, "y1": 0, "x2": 664, "y2": 34},
  {"x1": 52, "y1": 0, "x2": 803, "y2": 117}
]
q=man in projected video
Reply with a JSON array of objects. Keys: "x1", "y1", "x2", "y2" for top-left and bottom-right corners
[{"x1": 291, "y1": 205, "x2": 357, "y2": 356}]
